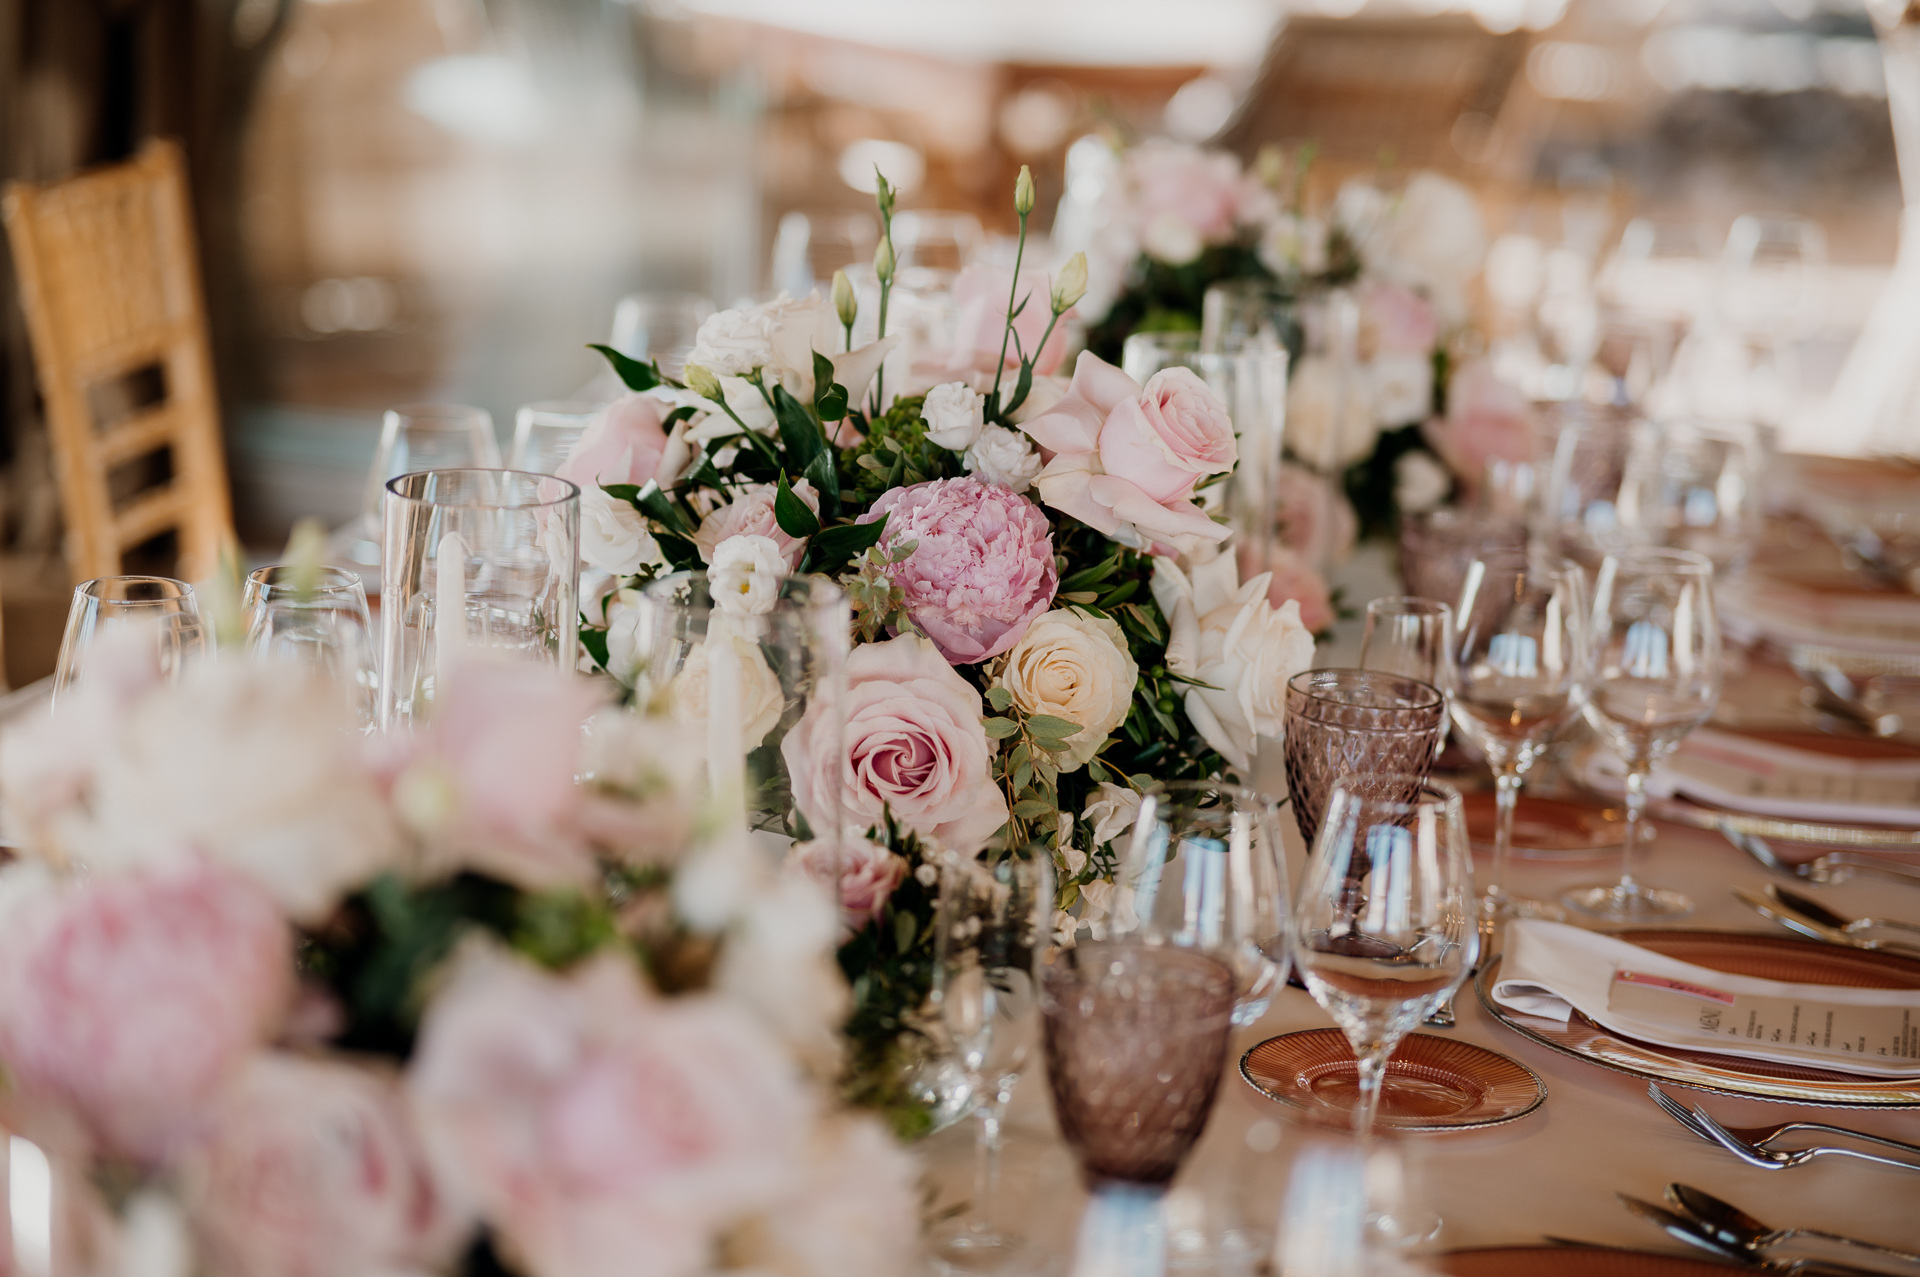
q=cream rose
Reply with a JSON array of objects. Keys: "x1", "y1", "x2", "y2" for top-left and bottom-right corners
[
  {"x1": 670, "y1": 631, "x2": 785, "y2": 750},
  {"x1": 998, "y1": 610, "x2": 1138, "y2": 770},
  {"x1": 1151, "y1": 555, "x2": 1316, "y2": 772}
]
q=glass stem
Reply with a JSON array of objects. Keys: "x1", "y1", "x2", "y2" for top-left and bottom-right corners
[
  {"x1": 1353, "y1": 1046, "x2": 1389, "y2": 1142},
  {"x1": 1488, "y1": 767, "x2": 1522, "y2": 915},
  {"x1": 973, "y1": 1092, "x2": 1007, "y2": 1235},
  {"x1": 1618, "y1": 765, "x2": 1648, "y2": 895}
]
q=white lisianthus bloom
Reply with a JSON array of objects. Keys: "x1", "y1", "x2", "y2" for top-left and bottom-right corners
[
  {"x1": 1394, "y1": 448, "x2": 1452, "y2": 514},
  {"x1": 1082, "y1": 782, "x2": 1143, "y2": 849},
  {"x1": 962, "y1": 425, "x2": 1043, "y2": 494},
  {"x1": 997, "y1": 610, "x2": 1138, "y2": 770},
  {"x1": 1368, "y1": 352, "x2": 1435, "y2": 427},
  {"x1": 1286, "y1": 354, "x2": 1380, "y2": 471},
  {"x1": 710, "y1": 533, "x2": 785, "y2": 616},
  {"x1": 921, "y1": 381, "x2": 985, "y2": 451},
  {"x1": 688, "y1": 305, "x2": 775, "y2": 376},
  {"x1": 757, "y1": 291, "x2": 843, "y2": 395},
  {"x1": 1150, "y1": 556, "x2": 1316, "y2": 772},
  {"x1": 1141, "y1": 211, "x2": 1203, "y2": 266},
  {"x1": 603, "y1": 587, "x2": 647, "y2": 689},
  {"x1": 578, "y1": 487, "x2": 659, "y2": 576},
  {"x1": 671, "y1": 631, "x2": 786, "y2": 749}
]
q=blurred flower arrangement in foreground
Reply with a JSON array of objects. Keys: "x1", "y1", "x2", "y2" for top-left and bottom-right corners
[{"x1": 0, "y1": 633, "x2": 917, "y2": 1277}]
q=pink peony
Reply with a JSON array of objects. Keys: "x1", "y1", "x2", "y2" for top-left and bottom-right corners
[
  {"x1": 1272, "y1": 462, "x2": 1359, "y2": 568},
  {"x1": 784, "y1": 837, "x2": 909, "y2": 935},
  {"x1": 1422, "y1": 358, "x2": 1537, "y2": 487},
  {"x1": 781, "y1": 635, "x2": 1010, "y2": 851},
  {"x1": 1239, "y1": 543, "x2": 1335, "y2": 634},
  {"x1": 858, "y1": 478, "x2": 1057, "y2": 664},
  {"x1": 558, "y1": 393, "x2": 674, "y2": 489},
  {"x1": 185, "y1": 1054, "x2": 458, "y2": 1277},
  {"x1": 0, "y1": 859, "x2": 289, "y2": 1159},
  {"x1": 1358, "y1": 280, "x2": 1439, "y2": 356},
  {"x1": 408, "y1": 945, "x2": 812, "y2": 1277},
  {"x1": 693, "y1": 479, "x2": 819, "y2": 570},
  {"x1": 948, "y1": 264, "x2": 1073, "y2": 377},
  {"x1": 1020, "y1": 352, "x2": 1236, "y2": 553},
  {"x1": 1125, "y1": 141, "x2": 1243, "y2": 243}
]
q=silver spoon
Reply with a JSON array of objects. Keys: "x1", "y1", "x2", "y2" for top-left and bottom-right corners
[
  {"x1": 1733, "y1": 886, "x2": 1920, "y2": 957},
  {"x1": 1666, "y1": 1183, "x2": 1920, "y2": 1267},
  {"x1": 1770, "y1": 885, "x2": 1920, "y2": 940}
]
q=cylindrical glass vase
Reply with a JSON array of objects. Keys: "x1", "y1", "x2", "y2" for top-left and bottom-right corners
[{"x1": 380, "y1": 469, "x2": 579, "y2": 729}]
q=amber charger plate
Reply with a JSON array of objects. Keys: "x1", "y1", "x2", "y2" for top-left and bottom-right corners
[
  {"x1": 1435, "y1": 1246, "x2": 1739, "y2": 1276},
  {"x1": 1239, "y1": 1028, "x2": 1546, "y2": 1131},
  {"x1": 1476, "y1": 929, "x2": 1920, "y2": 1108},
  {"x1": 1462, "y1": 791, "x2": 1631, "y2": 861}
]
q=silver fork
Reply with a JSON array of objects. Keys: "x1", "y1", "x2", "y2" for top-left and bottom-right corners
[
  {"x1": 1649, "y1": 1082, "x2": 1920, "y2": 1159},
  {"x1": 1720, "y1": 823, "x2": 1920, "y2": 888},
  {"x1": 1688, "y1": 1098, "x2": 1920, "y2": 1173}
]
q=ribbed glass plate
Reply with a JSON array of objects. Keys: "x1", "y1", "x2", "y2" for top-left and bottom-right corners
[{"x1": 1239, "y1": 1028, "x2": 1546, "y2": 1131}]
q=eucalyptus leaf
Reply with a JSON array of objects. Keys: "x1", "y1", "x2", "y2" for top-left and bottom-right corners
[{"x1": 982, "y1": 716, "x2": 1021, "y2": 740}]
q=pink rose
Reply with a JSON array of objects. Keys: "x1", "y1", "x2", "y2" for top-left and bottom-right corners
[
  {"x1": 185, "y1": 1054, "x2": 458, "y2": 1277},
  {"x1": 1422, "y1": 358, "x2": 1537, "y2": 487},
  {"x1": 692, "y1": 479, "x2": 819, "y2": 570},
  {"x1": 383, "y1": 657, "x2": 609, "y2": 890},
  {"x1": 947, "y1": 264, "x2": 1072, "y2": 377},
  {"x1": 858, "y1": 478, "x2": 1057, "y2": 664},
  {"x1": 408, "y1": 945, "x2": 812, "y2": 1277},
  {"x1": 784, "y1": 837, "x2": 909, "y2": 935},
  {"x1": 558, "y1": 393, "x2": 673, "y2": 489},
  {"x1": 1125, "y1": 141, "x2": 1243, "y2": 242},
  {"x1": 0, "y1": 860, "x2": 289, "y2": 1159},
  {"x1": 1021, "y1": 352, "x2": 1235, "y2": 552},
  {"x1": 1272, "y1": 462, "x2": 1358, "y2": 568},
  {"x1": 781, "y1": 635, "x2": 1010, "y2": 851},
  {"x1": 1358, "y1": 281, "x2": 1438, "y2": 356}
]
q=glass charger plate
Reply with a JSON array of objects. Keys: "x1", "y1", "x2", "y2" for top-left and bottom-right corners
[
  {"x1": 1435, "y1": 1246, "x2": 1740, "y2": 1276},
  {"x1": 1239, "y1": 1029, "x2": 1546, "y2": 1131},
  {"x1": 1474, "y1": 929, "x2": 1920, "y2": 1108}
]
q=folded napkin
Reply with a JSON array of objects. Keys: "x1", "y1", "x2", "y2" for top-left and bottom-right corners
[
  {"x1": 1491, "y1": 920, "x2": 1920, "y2": 1077},
  {"x1": 1581, "y1": 727, "x2": 1920, "y2": 827}
]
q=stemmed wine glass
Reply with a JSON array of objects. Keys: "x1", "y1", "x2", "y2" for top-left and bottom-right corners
[
  {"x1": 1614, "y1": 417, "x2": 1765, "y2": 576},
  {"x1": 1290, "y1": 774, "x2": 1475, "y2": 1243},
  {"x1": 1561, "y1": 547, "x2": 1722, "y2": 921},
  {"x1": 930, "y1": 853, "x2": 1052, "y2": 1277},
  {"x1": 1358, "y1": 596, "x2": 1454, "y2": 753},
  {"x1": 53, "y1": 576, "x2": 207, "y2": 705},
  {"x1": 1448, "y1": 553, "x2": 1589, "y2": 921},
  {"x1": 1109, "y1": 781, "x2": 1290, "y2": 1026}
]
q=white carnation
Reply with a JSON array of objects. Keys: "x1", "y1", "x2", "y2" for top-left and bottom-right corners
[
  {"x1": 688, "y1": 306, "x2": 774, "y2": 376},
  {"x1": 603, "y1": 588, "x2": 647, "y2": 689},
  {"x1": 962, "y1": 425, "x2": 1043, "y2": 494},
  {"x1": 920, "y1": 381, "x2": 984, "y2": 451},
  {"x1": 578, "y1": 487, "x2": 659, "y2": 576},
  {"x1": 710, "y1": 533, "x2": 785, "y2": 616}
]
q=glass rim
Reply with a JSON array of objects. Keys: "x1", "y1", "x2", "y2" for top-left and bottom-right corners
[
  {"x1": 1597, "y1": 545, "x2": 1715, "y2": 575},
  {"x1": 73, "y1": 575, "x2": 195, "y2": 603},
  {"x1": 246, "y1": 564, "x2": 365, "y2": 595},
  {"x1": 517, "y1": 400, "x2": 604, "y2": 419},
  {"x1": 1325, "y1": 771, "x2": 1464, "y2": 812},
  {"x1": 645, "y1": 568, "x2": 848, "y2": 613},
  {"x1": 1122, "y1": 329, "x2": 1200, "y2": 351},
  {"x1": 383, "y1": 403, "x2": 493, "y2": 427},
  {"x1": 1138, "y1": 778, "x2": 1284, "y2": 814},
  {"x1": 384, "y1": 468, "x2": 580, "y2": 510},
  {"x1": 1365, "y1": 595, "x2": 1452, "y2": 617},
  {"x1": 1286, "y1": 666, "x2": 1445, "y2": 712}
]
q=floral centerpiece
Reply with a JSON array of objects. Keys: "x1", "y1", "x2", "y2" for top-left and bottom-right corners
[
  {"x1": 1074, "y1": 138, "x2": 1495, "y2": 536},
  {"x1": 0, "y1": 633, "x2": 917, "y2": 1277},
  {"x1": 566, "y1": 168, "x2": 1317, "y2": 1124}
]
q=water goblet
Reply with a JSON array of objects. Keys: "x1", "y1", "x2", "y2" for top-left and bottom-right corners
[
  {"x1": 243, "y1": 565, "x2": 380, "y2": 728},
  {"x1": 1561, "y1": 547, "x2": 1722, "y2": 921},
  {"x1": 1109, "y1": 780, "x2": 1290, "y2": 1026},
  {"x1": 362, "y1": 404, "x2": 500, "y2": 542},
  {"x1": 1396, "y1": 508, "x2": 1526, "y2": 609},
  {"x1": 1615, "y1": 417, "x2": 1765, "y2": 575},
  {"x1": 53, "y1": 575, "x2": 207, "y2": 705},
  {"x1": 929, "y1": 853, "x2": 1053, "y2": 1277},
  {"x1": 1282, "y1": 670, "x2": 1446, "y2": 849},
  {"x1": 1448, "y1": 553, "x2": 1589, "y2": 921},
  {"x1": 1538, "y1": 401, "x2": 1641, "y2": 569}
]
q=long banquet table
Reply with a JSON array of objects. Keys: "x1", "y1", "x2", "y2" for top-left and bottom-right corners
[{"x1": 919, "y1": 549, "x2": 1920, "y2": 1268}]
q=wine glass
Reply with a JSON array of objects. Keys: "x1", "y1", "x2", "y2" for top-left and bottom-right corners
[
  {"x1": 1615, "y1": 417, "x2": 1765, "y2": 576},
  {"x1": 1448, "y1": 553, "x2": 1589, "y2": 921},
  {"x1": 53, "y1": 576, "x2": 207, "y2": 705},
  {"x1": 1109, "y1": 780, "x2": 1290, "y2": 1026},
  {"x1": 1290, "y1": 774, "x2": 1474, "y2": 1242},
  {"x1": 1397, "y1": 509, "x2": 1526, "y2": 609},
  {"x1": 361, "y1": 405, "x2": 500, "y2": 542},
  {"x1": 1538, "y1": 401, "x2": 1641, "y2": 569},
  {"x1": 1561, "y1": 547, "x2": 1722, "y2": 921},
  {"x1": 930, "y1": 853, "x2": 1052, "y2": 1277},
  {"x1": 1359, "y1": 596, "x2": 1454, "y2": 752},
  {"x1": 509, "y1": 402, "x2": 601, "y2": 477},
  {"x1": 242, "y1": 565, "x2": 380, "y2": 728},
  {"x1": 609, "y1": 291, "x2": 714, "y2": 380}
]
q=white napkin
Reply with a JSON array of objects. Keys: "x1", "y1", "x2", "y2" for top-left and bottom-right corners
[
  {"x1": 1491, "y1": 920, "x2": 1920, "y2": 1078},
  {"x1": 1580, "y1": 727, "x2": 1920, "y2": 827}
]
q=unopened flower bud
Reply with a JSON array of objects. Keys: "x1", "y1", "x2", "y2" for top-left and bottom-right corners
[
  {"x1": 1255, "y1": 143, "x2": 1286, "y2": 189},
  {"x1": 1051, "y1": 252, "x2": 1088, "y2": 313},
  {"x1": 874, "y1": 235, "x2": 896, "y2": 284},
  {"x1": 1014, "y1": 165, "x2": 1036, "y2": 217},
  {"x1": 832, "y1": 269, "x2": 858, "y2": 327},
  {"x1": 684, "y1": 363, "x2": 722, "y2": 400}
]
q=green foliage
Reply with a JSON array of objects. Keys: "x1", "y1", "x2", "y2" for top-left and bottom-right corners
[
  {"x1": 589, "y1": 344, "x2": 666, "y2": 392},
  {"x1": 837, "y1": 394, "x2": 959, "y2": 504},
  {"x1": 840, "y1": 535, "x2": 918, "y2": 643}
]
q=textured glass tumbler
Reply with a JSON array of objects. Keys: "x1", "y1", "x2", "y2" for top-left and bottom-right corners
[
  {"x1": 380, "y1": 469, "x2": 579, "y2": 729},
  {"x1": 1283, "y1": 669, "x2": 1446, "y2": 849}
]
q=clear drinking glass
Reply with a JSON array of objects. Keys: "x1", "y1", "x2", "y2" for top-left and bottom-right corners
[
  {"x1": 509, "y1": 401, "x2": 601, "y2": 477},
  {"x1": 1120, "y1": 330, "x2": 1200, "y2": 383},
  {"x1": 929, "y1": 853, "x2": 1053, "y2": 1277},
  {"x1": 243, "y1": 565, "x2": 379, "y2": 727},
  {"x1": 1283, "y1": 670, "x2": 1447, "y2": 848},
  {"x1": 1615, "y1": 417, "x2": 1765, "y2": 575},
  {"x1": 609, "y1": 292, "x2": 715, "y2": 380},
  {"x1": 53, "y1": 576, "x2": 207, "y2": 704},
  {"x1": 1561, "y1": 547, "x2": 1722, "y2": 921},
  {"x1": 1448, "y1": 553, "x2": 1589, "y2": 920},
  {"x1": 1108, "y1": 781, "x2": 1290, "y2": 1026},
  {"x1": 1290, "y1": 774, "x2": 1473, "y2": 1242},
  {"x1": 379, "y1": 469, "x2": 579, "y2": 730},
  {"x1": 362, "y1": 404, "x2": 501, "y2": 541}
]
